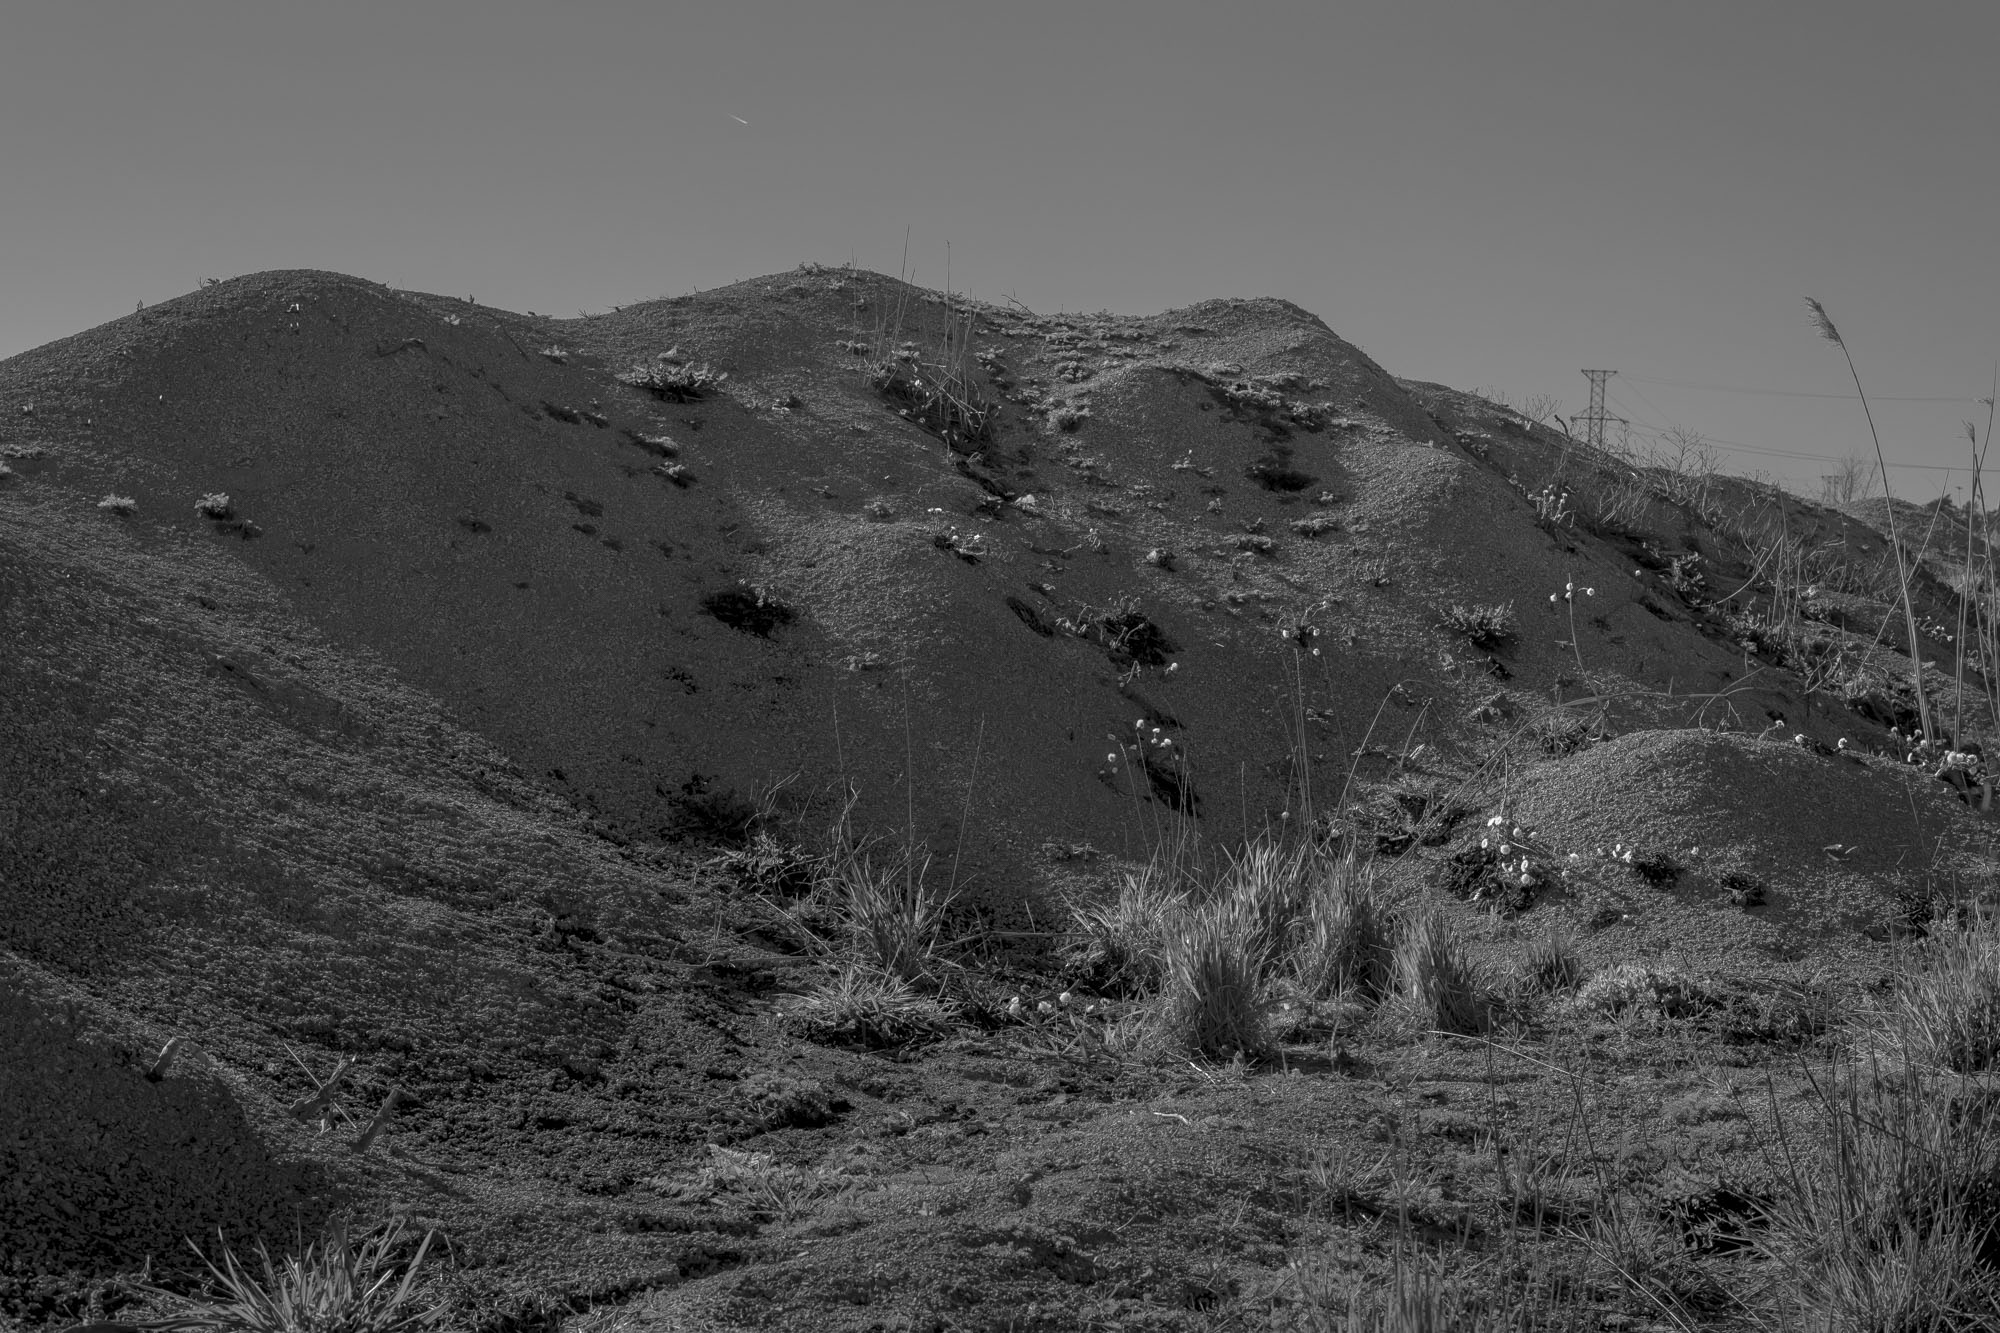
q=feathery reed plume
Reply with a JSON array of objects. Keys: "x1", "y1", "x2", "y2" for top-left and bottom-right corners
[{"x1": 1806, "y1": 297, "x2": 1933, "y2": 739}]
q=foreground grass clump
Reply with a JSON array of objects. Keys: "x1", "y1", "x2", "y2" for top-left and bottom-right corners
[
  {"x1": 127, "y1": 1217, "x2": 445, "y2": 1333},
  {"x1": 1888, "y1": 907, "x2": 2000, "y2": 1073},
  {"x1": 1759, "y1": 1056, "x2": 2000, "y2": 1330}
]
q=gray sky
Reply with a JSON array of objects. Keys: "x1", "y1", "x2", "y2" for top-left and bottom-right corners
[{"x1": 4, "y1": 1, "x2": 1994, "y2": 495}]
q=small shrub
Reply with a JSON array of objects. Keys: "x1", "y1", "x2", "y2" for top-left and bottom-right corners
[
  {"x1": 712, "y1": 832, "x2": 821, "y2": 898},
  {"x1": 1438, "y1": 601, "x2": 1514, "y2": 649},
  {"x1": 735, "y1": 1070, "x2": 841, "y2": 1130},
  {"x1": 619, "y1": 358, "x2": 724, "y2": 402},
  {"x1": 1628, "y1": 849, "x2": 1684, "y2": 888},
  {"x1": 1722, "y1": 870, "x2": 1767, "y2": 908},
  {"x1": 97, "y1": 494, "x2": 137, "y2": 516},
  {"x1": 1289, "y1": 515, "x2": 1338, "y2": 538},
  {"x1": 701, "y1": 585, "x2": 795, "y2": 637},
  {"x1": 1049, "y1": 404, "x2": 1089, "y2": 433},
  {"x1": 785, "y1": 965, "x2": 957, "y2": 1049},
  {"x1": 194, "y1": 492, "x2": 233, "y2": 519},
  {"x1": 1572, "y1": 963, "x2": 1724, "y2": 1022},
  {"x1": 1394, "y1": 909, "x2": 1487, "y2": 1035}
]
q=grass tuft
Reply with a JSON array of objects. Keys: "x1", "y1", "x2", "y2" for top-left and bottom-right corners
[
  {"x1": 1886, "y1": 908, "x2": 2000, "y2": 1074},
  {"x1": 784, "y1": 964, "x2": 958, "y2": 1049},
  {"x1": 1758, "y1": 1054, "x2": 2000, "y2": 1330},
  {"x1": 829, "y1": 848, "x2": 951, "y2": 985},
  {"x1": 1156, "y1": 897, "x2": 1269, "y2": 1061},
  {"x1": 1437, "y1": 602, "x2": 1515, "y2": 649},
  {"x1": 1515, "y1": 922, "x2": 1584, "y2": 993},
  {"x1": 1294, "y1": 849, "x2": 1397, "y2": 1002},
  {"x1": 1393, "y1": 909, "x2": 1487, "y2": 1035},
  {"x1": 138, "y1": 1217, "x2": 446, "y2": 1333},
  {"x1": 1062, "y1": 861, "x2": 1193, "y2": 996}
]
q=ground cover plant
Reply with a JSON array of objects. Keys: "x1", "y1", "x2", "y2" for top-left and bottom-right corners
[{"x1": 8, "y1": 266, "x2": 2000, "y2": 1332}]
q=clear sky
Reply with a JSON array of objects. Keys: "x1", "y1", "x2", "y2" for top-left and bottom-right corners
[{"x1": 3, "y1": 1, "x2": 1994, "y2": 496}]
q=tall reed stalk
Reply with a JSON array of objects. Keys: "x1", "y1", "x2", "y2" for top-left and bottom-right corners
[{"x1": 1807, "y1": 298, "x2": 1934, "y2": 739}]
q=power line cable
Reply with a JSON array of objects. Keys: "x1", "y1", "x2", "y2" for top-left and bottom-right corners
[{"x1": 1622, "y1": 373, "x2": 1982, "y2": 404}]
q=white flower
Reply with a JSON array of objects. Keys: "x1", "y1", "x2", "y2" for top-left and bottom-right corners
[
  {"x1": 1585, "y1": 587, "x2": 1595, "y2": 596},
  {"x1": 1512, "y1": 827, "x2": 1524, "y2": 839},
  {"x1": 1487, "y1": 815, "x2": 1506, "y2": 827},
  {"x1": 1498, "y1": 843, "x2": 1513, "y2": 855},
  {"x1": 1106, "y1": 752, "x2": 1118, "y2": 763},
  {"x1": 1006, "y1": 996, "x2": 1024, "y2": 1017},
  {"x1": 1058, "y1": 991, "x2": 1073, "y2": 1006},
  {"x1": 1549, "y1": 593, "x2": 1559, "y2": 604},
  {"x1": 1518, "y1": 874, "x2": 1534, "y2": 887},
  {"x1": 1167, "y1": 662, "x2": 1179, "y2": 673},
  {"x1": 1480, "y1": 837, "x2": 1490, "y2": 850},
  {"x1": 1037, "y1": 1000, "x2": 1055, "y2": 1015}
]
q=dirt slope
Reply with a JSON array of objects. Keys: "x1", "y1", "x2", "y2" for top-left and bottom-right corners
[{"x1": 5, "y1": 267, "x2": 1998, "y2": 1331}]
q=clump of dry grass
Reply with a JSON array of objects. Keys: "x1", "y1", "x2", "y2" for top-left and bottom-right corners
[
  {"x1": 1514, "y1": 922, "x2": 1584, "y2": 993},
  {"x1": 1293, "y1": 849, "x2": 1397, "y2": 1001},
  {"x1": 1156, "y1": 897, "x2": 1270, "y2": 1061},
  {"x1": 194, "y1": 492, "x2": 234, "y2": 519},
  {"x1": 97, "y1": 493, "x2": 137, "y2": 516},
  {"x1": 1757, "y1": 1055, "x2": 2000, "y2": 1330},
  {"x1": 1061, "y1": 860, "x2": 1193, "y2": 996},
  {"x1": 1393, "y1": 909, "x2": 1487, "y2": 1035}
]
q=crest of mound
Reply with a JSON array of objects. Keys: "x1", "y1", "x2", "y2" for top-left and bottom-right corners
[{"x1": 1511, "y1": 729, "x2": 1990, "y2": 943}]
